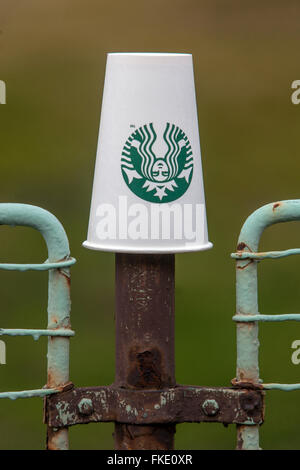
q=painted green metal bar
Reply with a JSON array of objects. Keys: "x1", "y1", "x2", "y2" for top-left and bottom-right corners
[
  {"x1": 0, "y1": 204, "x2": 70, "y2": 258},
  {"x1": 234, "y1": 199, "x2": 300, "y2": 450},
  {"x1": 0, "y1": 329, "x2": 75, "y2": 339},
  {"x1": 0, "y1": 258, "x2": 76, "y2": 271},
  {"x1": 262, "y1": 383, "x2": 300, "y2": 391},
  {"x1": 0, "y1": 203, "x2": 74, "y2": 450},
  {"x1": 233, "y1": 314, "x2": 300, "y2": 322},
  {"x1": 232, "y1": 248, "x2": 300, "y2": 260},
  {"x1": 0, "y1": 388, "x2": 60, "y2": 400}
]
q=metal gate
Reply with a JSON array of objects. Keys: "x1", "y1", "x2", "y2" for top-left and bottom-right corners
[
  {"x1": 0, "y1": 204, "x2": 76, "y2": 450},
  {"x1": 1, "y1": 200, "x2": 299, "y2": 449},
  {"x1": 231, "y1": 199, "x2": 300, "y2": 449}
]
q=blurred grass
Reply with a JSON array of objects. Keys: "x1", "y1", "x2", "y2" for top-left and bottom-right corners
[{"x1": 1, "y1": 0, "x2": 300, "y2": 449}]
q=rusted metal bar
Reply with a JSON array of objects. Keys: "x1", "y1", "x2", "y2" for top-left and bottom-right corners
[
  {"x1": 45, "y1": 259, "x2": 72, "y2": 450},
  {"x1": 114, "y1": 253, "x2": 175, "y2": 450},
  {"x1": 46, "y1": 385, "x2": 264, "y2": 428}
]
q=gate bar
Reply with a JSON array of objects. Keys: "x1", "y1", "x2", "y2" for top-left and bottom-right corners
[
  {"x1": 234, "y1": 199, "x2": 300, "y2": 449},
  {"x1": 114, "y1": 253, "x2": 175, "y2": 450},
  {"x1": 0, "y1": 203, "x2": 74, "y2": 450}
]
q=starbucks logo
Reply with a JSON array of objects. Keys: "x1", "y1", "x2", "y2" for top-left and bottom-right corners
[{"x1": 121, "y1": 123, "x2": 193, "y2": 203}]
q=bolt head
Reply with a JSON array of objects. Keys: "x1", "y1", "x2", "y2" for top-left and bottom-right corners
[
  {"x1": 78, "y1": 398, "x2": 94, "y2": 416},
  {"x1": 202, "y1": 399, "x2": 219, "y2": 417}
]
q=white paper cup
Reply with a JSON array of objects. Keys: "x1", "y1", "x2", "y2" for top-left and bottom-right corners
[{"x1": 83, "y1": 53, "x2": 213, "y2": 253}]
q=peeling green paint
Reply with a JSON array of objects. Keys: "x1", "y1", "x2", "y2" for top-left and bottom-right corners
[
  {"x1": 233, "y1": 313, "x2": 300, "y2": 322},
  {"x1": 0, "y1": 388, "x2": 59, "y2": 400},
  {"x1": 0, "y1": 258, "x2": 76, "y2": 271},
  {"x1": 0, "y1": 204, "x2": 75, "y2": 449},
  {"x1": 233, "y1": 200, "x2": 300, "y2": 449},
  {"x1": 0, "y1": 328, "x2": 75, "y2": 340}
]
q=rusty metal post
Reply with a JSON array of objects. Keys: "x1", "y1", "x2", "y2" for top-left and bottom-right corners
[{"x1": 114, "y1": 253, "x2": 175, "y2": 450}]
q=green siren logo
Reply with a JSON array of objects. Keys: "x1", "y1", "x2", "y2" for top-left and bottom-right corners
[{"x1": 121, "y1": 123, "x2": 193, "y2": 203}]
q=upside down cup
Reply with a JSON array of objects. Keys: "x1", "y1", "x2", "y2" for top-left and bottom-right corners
[{"x1": 83, "y1": 52, "x2": 213, "y2": 253}]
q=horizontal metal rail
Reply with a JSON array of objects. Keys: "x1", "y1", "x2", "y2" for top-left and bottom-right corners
[
  {"x1": 0, "y1": 257, "x2": 76, "y2": 271},
  {"x1": 232, "y1": 248, "x2": 300, "y2": 260},
  {"x1": 0, "y1": 328, "x2": 75, "y2": 339},
  {"x1": 233, "y1": 314, "x2": 300, "y2": 322},
  {"x1": 45, "y1": 385, "x2": 264, "y2": 428},
  {"x1": 233, "y1": 378, "x2": 300, "y2": 392},
  {"x1": 262, "y1": 383, "x2": 300, "y2": 391},
  {"x1": 0, "y1": 388, "x2": 60, "y2": 400}
]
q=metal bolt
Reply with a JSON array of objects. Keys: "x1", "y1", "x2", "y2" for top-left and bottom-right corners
[
  {"x1": 78, "y1": 398, "x2": 94, "y2": 416},
  {"x1": 202, "y1": 399, "x2": 219, "y2": 417}
]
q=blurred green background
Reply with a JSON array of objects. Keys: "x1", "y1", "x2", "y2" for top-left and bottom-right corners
[{"x1": 1, "y1": 0, "x2": 300, "y2": 450}]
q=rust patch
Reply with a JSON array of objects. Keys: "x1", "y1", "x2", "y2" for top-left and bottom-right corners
[
  {"x1": 50, "y1": 316, "x2": 58, "y2": 325},
  {"x1": 272, "y1": 202, "x2": 281, "y2": 211},
  {"x1": 236, "y1": 429, "x2": 244, "y2": 450},
  {"x1": 127, "y1": 347, "x2": 162, "y2": 389},
  {"x1": 237, "y1": 260, "x2": 253, "y2": 270},
  {"x1": 237, "y1": 242, "x2": 247, "y2": 251},
  {"x1": 47, "y1": 368, "x2": 56, "y2": 388},
  {"x1": 46, "y1": 428, "x2": 57, "y2": 450},
  {"x1": 231, "y1": 377, "x2": 263, "y2": 390},
  {"x1": 46, "y1": 385, "x2": 264, "y2": 428},
  {"x1": 59, "y1": 269, "x2": 71, "y2": 288},
  {"x1": 239, "y1": 391, "x2": 262, "y2": 416},
  {"x1": 236, "y1": 242, "x2": 252, "y2": 252}
]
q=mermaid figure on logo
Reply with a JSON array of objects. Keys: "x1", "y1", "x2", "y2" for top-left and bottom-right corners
[{"x1": 121, "y1": 123, "x2": 193, "y2": 203}]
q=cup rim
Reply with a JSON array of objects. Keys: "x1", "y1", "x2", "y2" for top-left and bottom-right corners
[
  {"x1": 107, "y1": 52, "x2": 192, "y2": 57},
  {"x1": 82, "y1": 240, "x2": 213, "y2": 254}
]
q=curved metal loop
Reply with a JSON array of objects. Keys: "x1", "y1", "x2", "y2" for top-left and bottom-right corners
[
  {"x1": 233, "y1": 200, "x2": 300, "y2": 450},
  {"x1": 236, "y1": 200, "x2": 300, "y2": 252},
  {"x1": 0, "y1": 203, "x2": 75, "y2": 450},
  {"x1": 0, "y1": 203, "x2": 70, "y2": 261}
]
